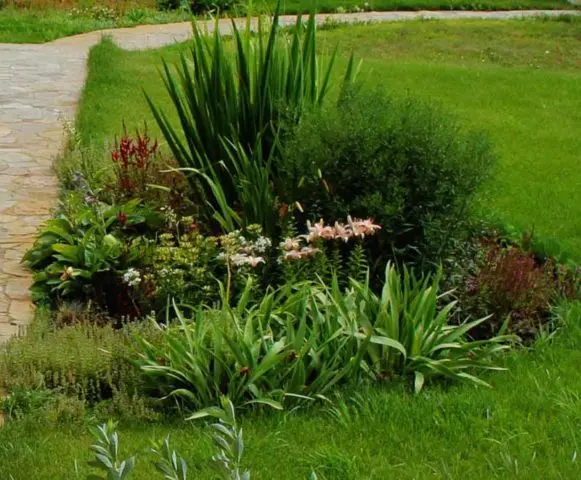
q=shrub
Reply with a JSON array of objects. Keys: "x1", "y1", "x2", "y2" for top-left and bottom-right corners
[
  {"x1": 147, "y1": 11, "x2": 357, "y2": 233},
  {"x1": 279, "y1": 89, "x2": 496, "y2": 269},
  {"x1": 456, "y1": 236, "x2": 580, "y2": 340}
]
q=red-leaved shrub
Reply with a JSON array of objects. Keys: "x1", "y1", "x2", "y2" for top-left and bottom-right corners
[{"x1": 463, "y1": 240, "x2": 560, "y2": 340}]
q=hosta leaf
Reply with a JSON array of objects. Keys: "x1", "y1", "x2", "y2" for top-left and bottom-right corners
[{"x1": 51, "y1": 243, "x2": 80, "y2": 262}]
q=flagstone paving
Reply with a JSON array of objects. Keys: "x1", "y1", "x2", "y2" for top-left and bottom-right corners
[{"x1": 0, "y1": 9, "x2": 579, "y2": 343}]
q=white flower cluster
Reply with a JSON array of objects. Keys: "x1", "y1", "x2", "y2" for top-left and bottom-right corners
[
  {"x1": 122, "y1": 268, "x2": 142, "y2": 287},
  {"x1": 229, "y1": 253, "x2": 265, "y2": 268},
  {"x1": 252, "y1": 236, "x2": 272, "y2": 254},
  {"x1": 219, "y1": 229, "x2": 271, "y2": 269}
]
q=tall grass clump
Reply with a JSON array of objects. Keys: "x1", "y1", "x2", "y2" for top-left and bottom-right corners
[{"x1": 147, "y1": 10, "x2": 357, "y2": 233}]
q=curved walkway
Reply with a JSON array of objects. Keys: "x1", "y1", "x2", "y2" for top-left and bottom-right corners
[{"x1": 0, "y1": 9, "x2": 579, "y2": 342}]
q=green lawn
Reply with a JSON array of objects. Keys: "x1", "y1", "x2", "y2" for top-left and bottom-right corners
[
  {"x1": 0, "y1": 7, "x2": 191, "y2": 44},
  {"x1": 250, "y1": 0, "x2": 577, "y2": 14},
  {"x1": 0, "y1": 0, "x2": 578, "y2": 43},
  {"x1": 76, "y1": 17, "x2": 581, "y2": 259},
  {"x1": 1, "y1": 306, "x2": 581, "y2": 479}
]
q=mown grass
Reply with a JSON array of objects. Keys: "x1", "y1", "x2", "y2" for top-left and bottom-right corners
[
  {"x1": 0, "y1": 0, "x2": 578, "y2": 43},
  {"x1": 75, "y1": 17, "x2": 581, "y2": 259},
  {"x1": 1, "y1": 304, "x2": 581, "y2": 479}
]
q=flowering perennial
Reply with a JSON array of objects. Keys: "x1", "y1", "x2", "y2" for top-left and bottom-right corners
[
  {"x1": 111, "y1": 130, "x2": 159, "y2": 196},
  {"x1": 281, "y1": 216, "x2": 381, "y2": 262},
  {"x1": 218, "y1": 226, "x2": 271, "y2": 269},
  {"x1": 123, "y1": 268, "x2": 142, "y2": 288}
]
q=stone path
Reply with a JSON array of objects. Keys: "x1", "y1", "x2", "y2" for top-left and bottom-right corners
[
  {"x1": 0, "y1": 44, "x2": 86, "y2": 342},
  {"x1": 0, "y1": 9, "x2": 579, "y2": 343}
]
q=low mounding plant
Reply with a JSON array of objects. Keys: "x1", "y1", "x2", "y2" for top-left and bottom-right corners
[
  {"x1": 280, "y1": 89, "x2": 496, "y2": 269},
  {"x1": 147, "y1": 10, "x2": 357, "y2": 232},
  {"x1": 23, "y1": 193, "x2": 161, "y2": 306},
  {"x1": 135, "y1": 264, "x2": 513, "y2": 410},
  {"x1": 0, "y1": 314, "x2": 148, "y2": 406},
  {"x1": 459, "y1": 238, "x2": 578, "y2": 339}
]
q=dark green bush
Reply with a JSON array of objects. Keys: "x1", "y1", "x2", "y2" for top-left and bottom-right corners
[{"x1": 280, "y1": 90, "x2": 496, "y2": 268}]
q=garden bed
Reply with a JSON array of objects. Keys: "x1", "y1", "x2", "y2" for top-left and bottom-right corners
[{"x1": 0, "y1": 14, "x2": 580, "y2": 480}]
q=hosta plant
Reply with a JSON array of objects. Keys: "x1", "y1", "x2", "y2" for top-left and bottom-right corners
[{"x1": 23, "y1": 195, "x2": 161, "y2": 300}]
